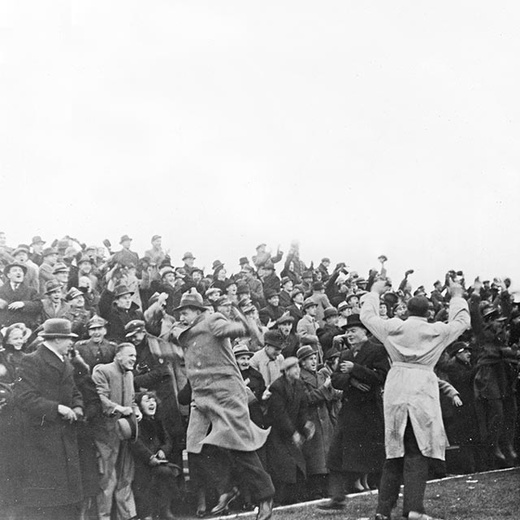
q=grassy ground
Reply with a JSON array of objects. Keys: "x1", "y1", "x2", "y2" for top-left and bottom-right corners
[{"x1": 273, "y1": 468, "x2": 520, "y2": 520}]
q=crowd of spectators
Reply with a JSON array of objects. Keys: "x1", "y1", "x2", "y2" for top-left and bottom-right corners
[{"x1": 0, "y1": 231, "x2": 518, "y2": 520}]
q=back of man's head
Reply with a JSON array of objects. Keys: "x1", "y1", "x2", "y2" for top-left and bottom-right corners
[{"x1": 407, "y1": 296, "x2": 430, "y2": 318}]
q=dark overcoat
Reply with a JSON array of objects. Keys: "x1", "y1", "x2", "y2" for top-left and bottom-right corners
[
  {"x1": 265, "y1": 375, "x2": 309, "y2": 483},
  {"x1": 0, "y1": 282, "x2": 41, "y2": 328},
  {"x1": 300, "y1": 368, "x2": 334, "y2": 475},
  {"x1": 328, "y1": 341, "x2": 389, "y2": 473},
  {"x1": 99, "y1": 289, "x2": 144, "y2": 342},
  {"x1": 13, "y1": 345, "x2": 84, "y2": 507}
]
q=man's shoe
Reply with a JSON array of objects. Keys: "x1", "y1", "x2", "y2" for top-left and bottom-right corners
[
  {"x1": 408, "y1": 512, "x2": 444, "y2": 520},
  {"x1": 157, "y1": 507, "x2": 175, "y2": 520},
  {"x1": 317, "y1": 499, "x2": 345, "y2": 510},
  {"x1": 375, "y1": 514, "x2": 391, "y2": 520},
  {"x1": 210, "y1": 487, "x2": 240, "y2": 515},
  {"x1": 256, "y1": 497, "x2": 273, "y2": 520}
]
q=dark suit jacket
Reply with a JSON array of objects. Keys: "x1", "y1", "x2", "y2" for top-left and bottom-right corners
[{"x1": 0, "y1": 282, "x2": 42, "y2": 328}]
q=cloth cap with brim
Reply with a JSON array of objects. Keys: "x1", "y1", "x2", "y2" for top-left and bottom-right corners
[
  {"x1": 323, "y1": 307, "x2": 338, "y2": 320},
  {"x1": 297, "y1": 345, "x2": 316, "y2": 361},
  {"x1": 281, "y1": 277, "x2": 292, "y2": 286},
  {"x1": 205, "y1": 288, "x2": 222, "y2": 298},
  {"x1": 215, "y1": 296, "x2": 232, "y2": 307},
  {"x1": 151, "y1": 235, "x2": 161, "y2": 242},
  {"x1": 3, "y1": 262, "x2": 28, "y2": 277},
  {"x1": 290, "y1": 288, "x2": 303, "y2": 300},
  {"x1": 120, "y1": 235, "x2": 132, "y2": 244},
  {"x1": 66, "y1": 287, "x2": 84, "y2": 301},
  {"x1": 116, "y1": 414, "x2": 139, "y2": 442},
  {"x1": 276, "y1": 312, "x2": 294, "y2": 326},
  {"x1": 302, "y1": 298, "x2": 318, "y2": 311},
  {"x1": 241, "y1": 303, "x2": 257, "y2": 314},
  {"x1": 78, "y1": 255, "x2": 94, "y2": 265},
  {"x1": 160, "y1": 266, "x2": 175, "y2": 278},
  {"x1": 13, "y1": 246, "x2": 30, "y2": 257},
  {"x1": 342, "y1": 314, "x2": 368, "y2": 331},
  {"x1": 281, "y1": 356, "x2": 299, "y2": 372},
  {"x1": 39, "y1": 318, "x2": 78, "y2": 339},
  {"x1": 256, "y1": 243, "x2": 267, "y2": 250},
  {"x1": 125, "y1": 319, "x2": 146, "y2": 337},
  {"x1": 233, "y1": 344, "x2": 253, "y2": 358},
  {"x1": 113, "y1": 285, "x2": 134, "y2": 298},
  {"x1": 337, "y1": 301, "x2": 349, "y2": 312},
  {"x1": 182, "y1": 252, "x2": 196, "y2": 260},
  {"x1": 42, "y1": 247, "x2": 58, "y2": 258},
  {"x1": 88, "y1": 315, "x2": 107, "y2": 329},
  {"x1": 265, "y1": 289, "x2": 280, "y2": 300},
  {"x1": 324, "y1": 349, "x2": 341, "y2": 362},
  {"x1": 345, "y1": 293, "x2": 360, "y2": 303},
  {"x1": 447, "y1": 341, "x2": 472, "y2": 357},
  {"x1": 173, "y1": 293, "x2": 206, "y2": 312},
  {"x1": 45, "y1": 279, "x2": 62, "y2": 294}
]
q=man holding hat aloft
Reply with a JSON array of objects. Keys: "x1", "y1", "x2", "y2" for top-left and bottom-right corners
[
  {"x1": 0, "y1": 261, "x2": 41, "y2": 329},
  {"x1": 298, "y1": 345, "x2": 334, "y2": 499},
  {"x1": 99, "y1": 275, "x2": 144, "y2": 342},
  {"x1": 175, "y1": 292, "x2": 275, "y2": 520},
  {"x1": 92, "y1": 342, "x2": 142, "y2": 520},
  {"x1": 14, "y1": 318, "x2": 84, "y2": 519},
  {"x1": 319, "y1": 314, "x2": 389, "y2": 510}
]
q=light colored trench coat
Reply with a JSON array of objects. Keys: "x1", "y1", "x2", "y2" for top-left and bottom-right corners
[
  {"x1": 179, "y1": 312, "x2": 270, "y2": 454},
  {"x1": 360, "y1": 292, "x2": 469, "y2": 460}
]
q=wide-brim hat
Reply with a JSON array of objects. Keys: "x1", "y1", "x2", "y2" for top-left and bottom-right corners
[
  {"x1": 39, "y1": 318, "x2": 78, "y2": 339},
  {"x1": 120, "y1": 235, "x2": 132, "y2": 244},
  {"x1": 233, "y1": 343, "x2": 253, "y2": 358},
  {"x1": 297, "y1": 345, "x2": 316, "y2": 361},
  {"x1": 113, "y1": 285, "x2": 134, "y2": 298},
  {"x1": 13, "y1": 245, "x2": 30, "y2": 257},
  {"x1": 45, "y1": 279, "x2": 63, "y2": 294},
  {"x1": 173, "y1": 292, "x2": 206, "y2": 313},
  {"x1": 116, "y1": 414, "x2": 139, "y2": 442},
  {"x1": 182, "y1": 251, "x2": 196, "y2": 261},
  {"x1": 212, "y1": 260, "x2": 224, "y2": 271},
  {"x1": 239, "y1": 257, "x2": 249, "y2": 265},
  {"x1": 31, "y1": 236, "x2": 46, "y2": 246},
  {"x1": 302, "y1": 298, "x2": 318, "y2": 311},
  {"x1": 263, "y1": 330, "x2": 284, "y2": 349},
  {"x1": 265, "y1": 289, "x2": 280, "y2": 300},
  {"x1": 42, "y1": 247, "x2": 58, "y2": 258},
  {"x1": 3, "y1": 262, "x2": 28, "y2": 277},
  {"x1": 342, "y1": 313, "x2": 368, "y2": 331},
  {"x1": 446, "y1": 341, "x2": 473, "y2": 357}
]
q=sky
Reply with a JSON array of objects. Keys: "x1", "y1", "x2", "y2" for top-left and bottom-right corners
[{"x1": 1, "y1": 1, "x2": 519, "y2": 290}]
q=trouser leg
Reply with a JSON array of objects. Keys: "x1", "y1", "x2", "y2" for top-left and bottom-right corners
[
  {"x1": 328, "y1": 470, "x2": 345, "y2": 502},
  {"x1": 200, "y1": 445, "x2": 232, "y2": 495},
  {"x1": 376, "y1": 458, "x2": 403, "y2": 517},
  {"x1": 229, "y1": 449, "x2": 275, "y2": 502},
  {"x1": 95, "y1": 440, "x2": 119, "y2": 520},
  {"x1": 402, "y1": 422, "x2": 429, "y2": 517},
  {"x1": 501, "y1": 395, "x2": 517, "y2": 454},
  {"x1": 114, "y1": 441, "x2": 136, "y2": 520}
]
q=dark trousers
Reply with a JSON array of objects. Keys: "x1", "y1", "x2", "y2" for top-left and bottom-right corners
[
  {"x1": 195, "y1": 445, "x2": 275, "y2": 503},
  {"x1": 23, "y1": 503, "x2": 80, "y2": 520},
  {"x1": 133, "y1": 464, "x2": 179, "y2": 518},
  {"x1": 377, "y1": 421, "x2": 429, "y2": 517}
]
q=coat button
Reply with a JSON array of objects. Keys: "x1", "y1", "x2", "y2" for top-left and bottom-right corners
[{"x1": 196, "y1": 362, "x2": 202, "y2": 367}]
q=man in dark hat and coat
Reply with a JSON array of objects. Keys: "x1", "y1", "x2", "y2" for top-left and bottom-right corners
[
  {"x1": 14, "y1": 318, "x2": 84, "y2": 520},
  {"x1": 75, "y1": 315, "x2": 118, "y2": 370},
  {"x1": 99, "y1": 276, "x2": 144, "y2": 342},
  {"x1": 175, "y1": 292, "x2": 275, "y2": 520},
  {"x1": 319, "y1": 314, "x2": 389, "y2": 510},
  {"x1": 0, "y1": 262, "x2": 41, "y2": 328}
]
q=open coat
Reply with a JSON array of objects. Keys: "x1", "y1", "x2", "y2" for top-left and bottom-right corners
[
  {"x1": 178, "y1": 312, "x2": 269, "y2": 454},
  {"x1": 14, "y1": 345, "x2": 84, "y2": 507},
  {"x1": 361, "y1": 292, "x2": 470, "y2": 460}
]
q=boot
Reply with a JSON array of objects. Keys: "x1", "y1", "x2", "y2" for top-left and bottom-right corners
[
  {"x1": 256, "y1": 497, "x2": 273, "y2": 520},
  {"x1": 157, "y1": 506, "x2": 175, "y2": 520}
]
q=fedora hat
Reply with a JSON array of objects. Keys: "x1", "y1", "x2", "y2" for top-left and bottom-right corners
[
  {"x1": 39, "y1": 318, "x2": 78, "y2": 339},
  {"x1": 78, "y1": 255, "x2": 94, "y2": 265},
  {"x1": 53, "y1": 263, "x2": 69, "y2": 275},
  {"x1": 264, "y1": 330, "x2": 284, "y2": 349},
  {"x1": 151, "y1": 234, "x2": 161, "y2": 242},
  {"x1": 13, "y1": 245, "x2": 30, "y2": 257},
  {"x1": 113, "y1": 285, "x2": 134, "y2": 298},
  {"x1": 239, "y1": 256, "x2": 249, "y2": 265},
  {"x1": 42, "y1": 247, "x2": 58, "y2": 258},
  {"x1": 297, "y1": 345, "x2": 316, "y2": 361},
  {"x1": 120, "y1": 235, "x2": 132, "y2": 244},
  {"x1": 182, "y1": 251, "x2": 196, "y2": 261},
  {"x1": 45, "y1": 279, "x2": 63, "y2": 294},
  {"x1": 31, "y1": 235, "x2": 46, "y2": 246},
  {"x1": 3, "y1": 262, "x2": 28, "y2": 277},
  {"x1": 173, "y1": 292, "x2": 206, "y2": 313},
  {"x1": 302, "y1": 298, "x2": 318, "y2": 311},
  {"x1": 323, "y1": 307, "x2": 338, "y2": 320},
  {"x1": 116, "y1": 414, "x2": 139, "y2": 442},
  {"x1": 342, "y1": 314, "x2": 367, "y2": 331},
  {"x1": 233, "y1": 344, "x2": 253, "y2": 358},
  {"x1": 281, "y1": 356, "x2": 298, "y2": 372},
  {"x1": 276, "y1": 311, "x2": 294, "y2": 326}
]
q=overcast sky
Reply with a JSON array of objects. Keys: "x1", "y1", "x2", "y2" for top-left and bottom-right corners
[{"x1": 1, "y1": 2, "x2": 519, "y2": 289}]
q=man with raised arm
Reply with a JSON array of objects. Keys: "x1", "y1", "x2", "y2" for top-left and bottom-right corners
[{"x1": 360, "y1": 280, "x2": 470, "y2": 520}]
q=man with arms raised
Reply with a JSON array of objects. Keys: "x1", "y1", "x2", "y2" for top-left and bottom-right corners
[{"x1": 361, "y1": 280, "x2": 469, "y2": 520}]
